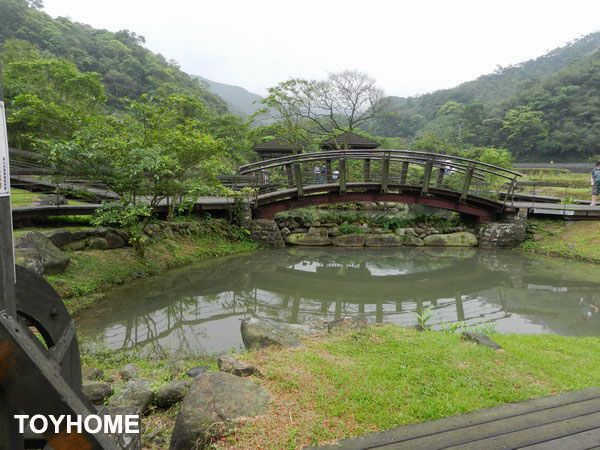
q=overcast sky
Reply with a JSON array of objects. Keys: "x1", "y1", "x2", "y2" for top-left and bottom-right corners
[{"x1": 41, "y1": 0, "x2": 600, "y2": 98}]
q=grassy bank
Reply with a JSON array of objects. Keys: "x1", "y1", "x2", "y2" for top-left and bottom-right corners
[
  {"x1": 220, "y1": 326, "x2": 600, "y2": 449},
  {"x1": 520, "y1": 219, "x2": 600, "y2": 263},
  {"x1": 24, "y1": 219, "x2": 259, "y2": 314}
]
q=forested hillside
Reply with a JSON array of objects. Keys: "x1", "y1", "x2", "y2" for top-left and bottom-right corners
[
  {"x1": 367, "y1": 32, "x2": 600, "y2": 161},
  {"x1": 0, "y1": 0, "x2": 227, "y2": 112},
  {"x1": 194, "y1": 75, "x2": 264, "y2": 118}
]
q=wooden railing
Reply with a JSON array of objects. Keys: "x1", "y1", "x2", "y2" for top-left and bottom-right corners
[{"x1": 238, "y1": 149, "x2": 521, "y2": 205}]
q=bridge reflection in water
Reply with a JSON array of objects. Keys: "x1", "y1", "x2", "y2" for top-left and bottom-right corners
[{"x1": 76, "y1": 248, "x2": 600, "y2": 356}]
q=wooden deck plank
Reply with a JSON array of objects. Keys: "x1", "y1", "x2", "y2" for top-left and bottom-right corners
[
  {"x1": 522, "y1": 427, "x2": 600, "y2": 450},
  {"x1": 447, "y1": 411, "x2": 600, "y2": 449},
  {"x1": 314, "y1": 389, "x2": 600, "y2": 449},
  {"x1": 376, "y1": 399, "x2": 600, "y2": 449}
]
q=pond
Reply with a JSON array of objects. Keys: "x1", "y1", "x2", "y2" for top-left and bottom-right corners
[{"x1": 76, "y1": 248, "x2": 600, "y2": 356}]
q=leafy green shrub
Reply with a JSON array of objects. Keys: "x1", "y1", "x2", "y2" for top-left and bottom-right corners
[
  {"x1": 91, "y1": 203, "x2": 151, "y2": 256},
  {"x1": 338, "y1": 223, "x2": 363, "y2": 235}
]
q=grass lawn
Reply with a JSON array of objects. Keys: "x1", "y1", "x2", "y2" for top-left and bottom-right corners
[
  {"x1": 520, "y1": 219, "x2": 600, "y2": 263},
  {"x1": 222, "y1": 326, "x2": 600, "y2": 449}
]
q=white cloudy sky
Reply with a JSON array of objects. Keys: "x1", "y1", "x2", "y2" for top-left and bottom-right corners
[{"x1": 41, "y1": 0, "x2": 600, "y2": 97}]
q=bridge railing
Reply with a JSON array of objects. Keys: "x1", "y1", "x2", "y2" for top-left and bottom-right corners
[{"x1": 238, "y1": 149, "x2": 521, "y2": 205}]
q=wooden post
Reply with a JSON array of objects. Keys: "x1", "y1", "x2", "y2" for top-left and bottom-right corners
[
  {"x1": 325, "y1": 160, "x2": 332, "y2": 183},
  {"x1": 421, "y1": 159, "x2": 433, "y2": 195},
  {"x1": 436, "y1": 167, "x2": 445, "y2": 188},
  {"x1": 460, "y1": 167, "x2": 475, "y2": 203},
  {"x1": 339, "y1": 158, "x2": 347, "y2": 194},
  {"x1": 363, "y1": 159, "x2": 371, "y2": 182},
  {"x1": 285, "y1": 164, "x2": 294, "y2": 187},
  {"x1": 400, "y1": 161, "x2": 409, "y2": 185},
  {"x1": 381, "y1": 155, "x2": 390, "y2": 193},
  {"x1": 0, "y1": 102, "x2": 16, "y2": 318},
  {"x1": 293, "y1": 163, "x2": 304, "y2": 199}
]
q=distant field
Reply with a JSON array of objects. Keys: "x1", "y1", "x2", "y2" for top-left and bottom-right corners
[
  {"x1": 515, "y1": 167, "x2": 593, "y2": 201},
  {"x1": 515, "y1": 163, "x2": 593, "y2": 174}
]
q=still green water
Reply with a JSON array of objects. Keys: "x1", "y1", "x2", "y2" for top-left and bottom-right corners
[{"x1": 77, "y1": 248, "x2": 600, "y2": 356}]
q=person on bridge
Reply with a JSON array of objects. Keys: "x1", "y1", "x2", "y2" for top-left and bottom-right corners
[
  {"x1": 591, "y1": 161, "x2": 600, "y2": 206},
  {"x1": 313, "y1": 165, "x2": 321, "y2": 184}
]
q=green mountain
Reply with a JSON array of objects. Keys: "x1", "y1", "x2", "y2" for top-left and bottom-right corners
[
  {"x1": 368, "y1": 32, "x2": 600, "y2": 161},
  {"x1": 0, "y1": 0, "x2": 228, "y2": 114},
  {"x1": 194, "y1": 75, "x2": 263, "y2": 117}
]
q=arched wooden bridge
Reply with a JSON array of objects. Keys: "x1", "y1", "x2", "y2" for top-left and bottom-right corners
[{"x1": 238, "y1": 149, "x2": 522, "y2": 222}]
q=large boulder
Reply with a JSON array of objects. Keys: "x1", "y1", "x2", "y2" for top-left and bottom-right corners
[
  {"x1": 240, "y1": 317, "x2": 301, "y2": 350},
  {"x1": 42, "y1": 229, "x2": 73, "y2": 248},
  {"x1": 246, "y1": 219, "x2": 285, "y2": 248},
  {"x1": 332, "y1": 234, "x2": 367, "y2": 247},
  {"x1": 284, "y1": 233, "x2": 331, "y2": 246},
  {"x1": 14, "y1": 232, "x2": 70, "y2": 275},
  {"x1": 14, "y1": 248, "x2": 44, "y2": 275},
  {"x1": 105, "y1": 232, "x2": 127, "y2": 249},
  {"x1": 108, "y1": 379, "x2": 154, "y2": 414},
  {"x1": 101, "y1": 406, "x2": 142, "y2": 450},
  {"x1": 404, "y1": 235, "x2": 425, "y2": 246},
  {"x1": 423, "y1": 232, "x2": 478, "y2": 247},
  {"x1": 365, "y1": 234, "x2": 404, "y2": 247},
  {"x1": 156, "y1": 380, "x2": 193, "y2": 409},
  {"x1": 82, "y1": 382, "x2": 114, "y2": 404},
  {"x1": 170, "y1": 372, "x2": 269, "y2": 449},
  {"x1": 477, "y1": 222, "x2": 526, "y2": 248},
  {"x1": 119, "y1": 363, "x2": 141, "y2": 381}
]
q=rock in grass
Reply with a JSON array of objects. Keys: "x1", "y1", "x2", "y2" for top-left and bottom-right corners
[
  {"x1": 423, "y1": 232, "x2": 478, "y2": 247},
  {"x1": 157, "y1": 380, "x2": 193, "y2": 409},
  {"x1": 100, "y1": 406, "x2": 142, "y2": 450},
  {"x1": 461, "y1": 332, "x2": 502, "y2": 350},
  {"x1": 328, "y1": 316, "x2": 369, "y2": 332},
  {"x1": 240, "y1": 317, "x2": 301, "y2": 350},
  {"x1": 88, "y1": 237, "x2": 109, "y2": 250},
  {"x1": 82, "y1": 382, "x2": 113, "y2": 404},
  {"x1": 218, "y1": 353, "x2": 261, "y2": 377},
  {"x1": 108, "y1": 379, "x2": 154, "y2": 413},
  {"x1": 42, "y1": 229, "x2": 73, "y2": 248},
  {"x1": 119, "y1": 363, "x2": 141, "y2": 381},
  {"x1": 186, "y1": 366, "x2": 210, "y2": 378},
  {"x1": 169, "y1": 372, "x2": 269, "y2": 449}
]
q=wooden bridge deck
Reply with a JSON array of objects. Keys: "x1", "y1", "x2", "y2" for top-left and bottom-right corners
[{"x1": 315, "y1": 388, "x2": 600, "y2": 449}]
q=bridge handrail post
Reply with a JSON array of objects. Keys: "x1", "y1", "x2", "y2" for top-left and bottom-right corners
[
  {"x1": 381, "y1": 153, "x2": 390, "y2": 193},
  {"x1": 363, "y1": 158, "x2": 371, "y2": 182},
  {"x1": 285, "y1": 164, "x2": 294, "y2": 188},
  {"x1": 436, "y1": 165, "x2": 445, "y2": 188},
  {"x1": 460, "y1": 166, "x2": 475, "y2": 203},
  {"x1": 400, "y1": 161, "x2": 409, "y2": 185},
  {"x1": 421, "y1": 158, "x2": 433, "y2": 195},
  {"x1": 293, "y1": 163, "x2": 304, "y2": 199},
  {"x1": 339, "y1": 157, "x2": 347, "y2": 194}
]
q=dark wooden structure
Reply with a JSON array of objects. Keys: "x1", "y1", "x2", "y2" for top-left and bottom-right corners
[
  {"x1": 314, "y1": 388, "x2": 600, "y2": 449},
  {"x1": 320, "y1": 132, "x2": 380, "y2": 182},
  {"x1": 252, "y1": 139, "x2": 302, "y2": 160}
]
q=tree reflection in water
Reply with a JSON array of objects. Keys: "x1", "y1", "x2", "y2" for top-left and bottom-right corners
[{"x1": 77, "y1": 248, "x2": 600, "y2": 356}]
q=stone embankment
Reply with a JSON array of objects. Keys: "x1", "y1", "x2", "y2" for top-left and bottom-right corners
[{"x1": 266, "y1": 202, "x2": 527, "y2": 248}]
